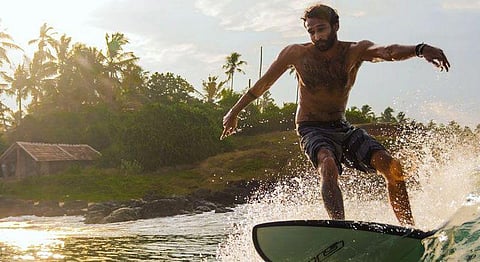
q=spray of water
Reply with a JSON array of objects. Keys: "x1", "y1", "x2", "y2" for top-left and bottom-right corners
[{"x1": 217, "y1": 124, "x2": 480, "y2": 261}]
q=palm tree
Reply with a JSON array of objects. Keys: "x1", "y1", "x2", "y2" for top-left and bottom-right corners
[
  {"x1": 396, "y1": 111, "x2": 408, "y2": 124},
  {"x1": 0, "y1": 62, "x2": 30, "y2": 125},
  {"x1": 258, "y1": 90, "x2": 274, "y2": 113},
  {"x1": 118, "y1": 63, "x2": 147, "y2": 110},
  {"x1": 28, "y1": 23, "x2": 58, "y2": 109},
  {"x1": 104, "y1": 32, "x2": 139, "y2": 104},
  {"x1": 105, "y1": 33, "x2": 138, "y2": 79},
  {"x1": 0, "y1": 30, "x2": 22, "y2": 67},
  {"x1": 361, "y1": 104, "x2": 376, "y2": 122},
  {"x1": 28, "y1": 23, "x2": 57, "y2": 64},
  {"x1": 42, "y1": 34, "x2": 72, "y2": 108},
  {"x1": 0, "y1": 102, "x2": 13, "y2": 131},
  {"x1": 55, "y1": 34, "x2": 72, "y2": 73},
  {"x1": 201, "y1": 75, "x2": 227, "y2": 103},
  {"x1": 222, "y1": 52, "x2": 246, "y2": 90},
  {"x1": 0, "y1": 28, "x2": 22, "y2": 95},
  {"x1": 68, "y1": 44, "x2": 106, "y2": 108},
  {"x1": 379, "y1": 107, "x2": 396, "y2": 123}
]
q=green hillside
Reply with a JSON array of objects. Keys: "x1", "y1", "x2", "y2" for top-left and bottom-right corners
[{"x1": 0, "y1": 130, "x2": 303, "y2": 202}]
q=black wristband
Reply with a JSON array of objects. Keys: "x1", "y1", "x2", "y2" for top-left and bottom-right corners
[{"x1": 415, "y1": 43, "x2": 426, "y2": 57}]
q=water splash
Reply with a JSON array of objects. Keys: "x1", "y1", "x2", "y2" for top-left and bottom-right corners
[
  {"x1": 421, "y1": 198, "x2": 480, "y2": 261},
  {"x1": 217, "y1": 124, "x2": 480, "y2": 261}
]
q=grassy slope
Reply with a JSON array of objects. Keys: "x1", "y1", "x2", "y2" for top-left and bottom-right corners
[
  {"x1": 0, "y1": 123, "x2": 401, "y2": 202},
  {"x1": 0, "y1": 130, "x2": 304, "y2": 202}
]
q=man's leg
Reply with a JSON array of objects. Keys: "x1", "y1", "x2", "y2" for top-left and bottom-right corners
[
  {"x1": 317, "y1": 148, "x2": 345, "y2": 220},
  {"x1": 370, "y1": 150, "x2": 415, "y2": 226}
]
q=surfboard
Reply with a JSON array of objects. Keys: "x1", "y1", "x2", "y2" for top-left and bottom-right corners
[{"x1": 252, "y1": 220, "x2": 436, "y2": 262}]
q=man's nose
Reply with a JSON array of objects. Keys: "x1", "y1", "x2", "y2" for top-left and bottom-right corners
[{"x1": 313, "y1": 32, "x2": 323, "y2": 41}]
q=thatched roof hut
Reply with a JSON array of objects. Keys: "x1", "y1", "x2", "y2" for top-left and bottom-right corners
[{"x1": 0, "y1": 142, "x2": 101, "y2": 178}]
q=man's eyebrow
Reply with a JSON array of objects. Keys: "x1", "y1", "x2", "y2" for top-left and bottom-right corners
[{"x1": 307, "y1": 24, "x2": 327, "y2": 31}]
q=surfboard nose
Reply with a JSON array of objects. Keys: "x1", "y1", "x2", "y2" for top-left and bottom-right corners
[{"x1": 252, "y1": 220, "x2": 431, "y2": 262}]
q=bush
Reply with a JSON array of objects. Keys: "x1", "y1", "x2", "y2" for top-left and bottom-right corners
[{"x1": 121, "y1": 102, "x2": 225, "y2": 171}]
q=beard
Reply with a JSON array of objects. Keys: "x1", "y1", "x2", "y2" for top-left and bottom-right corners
[{"x1": 314, "y1": 31, "x2": 337, "y2": 51}]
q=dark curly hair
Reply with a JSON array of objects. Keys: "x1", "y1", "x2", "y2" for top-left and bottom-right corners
[{"x1": 301, "y1": 4, "x2": 339, "y2": 27}]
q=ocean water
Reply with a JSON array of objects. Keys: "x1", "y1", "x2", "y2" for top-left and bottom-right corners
[
  {"x1": 217, "y1": 126, "x2": 480, "y2": 261},
  {"x1": 0, "y1": 126, "x2": 479, "y2": 261},
  {"x1": 0, "y1": 212, "x2": 233, "y2": 261}
]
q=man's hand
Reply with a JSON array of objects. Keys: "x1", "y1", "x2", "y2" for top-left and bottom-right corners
[
  {"x1": 422, "y1": 45, "x2": 451, "y2": 72},
  {"x1": 220, "y1": 110, "x2": 238, "y2": 140}
]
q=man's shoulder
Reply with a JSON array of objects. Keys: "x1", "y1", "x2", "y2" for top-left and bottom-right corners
[
  {"x1": 282, "y1": 43, "x2": 312, "y2": 53},
  {"x1": 346, "y1": 40, "x2": 375, "y2": 51},
  {"x1": 276, "y1": 43, "x2": 312, "y2": 61},
  {"x1": 342, "y1": 40, "x2": 376, "y2": 61}
]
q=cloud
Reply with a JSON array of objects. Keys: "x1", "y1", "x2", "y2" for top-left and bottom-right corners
[
  {"x1": 194, "y1": 0, "x2": 233, "y2": 17},
  {"x1": 133, "y1": 39, "x2": 225, "y2": 71},
  {"x1": 193, "y1": 1, "x2": 412, "y2": 37},
  {"x1": 442, "y1": 0, "x2": 480, "y2": 10},
  {"x1": 351, "y1": 11, "x2": 367, "y2": 17},
  {"x1": 194, "y1": 0, "x2": 308, "y2": 37},
  {"x1": 89, "y1": 1, "x2": 230, "y2": 69}
]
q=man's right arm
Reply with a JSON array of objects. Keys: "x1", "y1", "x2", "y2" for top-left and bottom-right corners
[{"x1": 220, "y1": 45, "x2": 297, "y2": 140}]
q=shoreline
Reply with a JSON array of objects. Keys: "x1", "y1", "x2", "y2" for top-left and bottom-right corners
[{"x1": 0, "y1": 179, "x2": 262, "y2": 224}]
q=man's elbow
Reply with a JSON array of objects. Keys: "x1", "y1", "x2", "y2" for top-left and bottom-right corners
[{"x1": 382, "y1": 45, "x2": 399, "y2": 61}]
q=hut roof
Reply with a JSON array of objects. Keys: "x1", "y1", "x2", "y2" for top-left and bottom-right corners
[{"x1": 0, "y1": 142, "x2": 101, "y2": 162}]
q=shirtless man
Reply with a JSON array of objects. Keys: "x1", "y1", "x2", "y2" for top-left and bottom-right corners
[{"x1": 220, "y1": 4, "x2": 450, "y2": 226}]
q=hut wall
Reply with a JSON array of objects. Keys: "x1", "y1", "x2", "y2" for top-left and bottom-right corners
[{"x1": 15, "y1": 149, "x2": 39, "y2": 178}]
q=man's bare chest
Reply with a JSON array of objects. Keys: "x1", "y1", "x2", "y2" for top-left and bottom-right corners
[{"x1": 295, "y1": 48, "x2": 350, "y2": 93}]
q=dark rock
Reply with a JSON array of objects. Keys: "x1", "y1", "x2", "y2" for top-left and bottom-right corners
[
  {"x1": 139, "y1": 198, "x2": 189, "y2": 219},
  {"x1": 62, "y1": 200, "x2": 88, "y2": 216},
  {"x1": 0, "y1": 198, "x2": 34, "y2": 218},
  {"x1": 33, "y1": 200, "x2": 66, "y2": 217},
  {"x1": 126, "y1": 199, "x2": 145, "y2": 208},
  {"x1": 87, "y1": 201, "x2": 120, "y2": 214},
  {"x1": 84, "y1": 202, "x2": 122, "y2": 224},
  {"x1": 80, "y1": 179, "x2": 263, "y2": 223},
  {"x1": 142, "y1": 191, "x2": 163, "y2": 202},
  {"x1": 194, "y1": 200, "x2": 217, "y2": 210},
  {"x1": 84, "y1": 212, "x2": 105, "y2": 224},
  {"x1": 102, "y1": 207, "x2": 141, "y2": 223}
]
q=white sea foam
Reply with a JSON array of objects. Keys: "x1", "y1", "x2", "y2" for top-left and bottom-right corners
[{"x1": 217, "y1": 124, "x2": 480, "y2": 261}]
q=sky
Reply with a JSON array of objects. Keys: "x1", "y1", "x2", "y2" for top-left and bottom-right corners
[{"x1": 0, "y1": 0, "x2": 479, "y2": 127}]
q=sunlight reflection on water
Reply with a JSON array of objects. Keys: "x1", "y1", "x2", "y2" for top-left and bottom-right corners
[{"x1": 0, "y1": 212, "x2": 234, "y2": 261}]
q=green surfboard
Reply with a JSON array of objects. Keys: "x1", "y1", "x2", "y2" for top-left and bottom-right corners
[{"x1": 252, "y1": 220, "x2": 435, "y2": 262}]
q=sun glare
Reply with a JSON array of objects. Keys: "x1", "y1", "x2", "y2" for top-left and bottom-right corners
[{"x1": 0, "y1": 228, "x2": 65, "y2": 259}]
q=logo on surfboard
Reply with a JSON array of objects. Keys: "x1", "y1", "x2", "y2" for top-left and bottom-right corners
[{"x1": 309, "y1": 240, "x2": 344, "y2": 261}]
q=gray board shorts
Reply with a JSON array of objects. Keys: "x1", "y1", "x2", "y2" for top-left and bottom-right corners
[{"x1": 297, "y1": 120, "x2": 386, "y2": 175}]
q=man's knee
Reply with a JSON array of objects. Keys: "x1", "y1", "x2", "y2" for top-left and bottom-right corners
[
  {"x1": 371, "y1": 150, "x2": 404, "y2": 182},
  {"x1": 316, "y1": 149, "x2": 338, "y2": 178}
]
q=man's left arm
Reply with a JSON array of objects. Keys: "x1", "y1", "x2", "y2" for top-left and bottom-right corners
[{"x1": 358, "y1": 40, "x2": 450, "y2": 72}]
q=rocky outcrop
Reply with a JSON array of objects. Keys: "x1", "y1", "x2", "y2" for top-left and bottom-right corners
[
  {"x1": 82, "y1": 179, "x2": 259, "y2": 224},
  {"x1": 0, "y1": 179, "x2": 260, "y2": 224},
  {"x1": 102, "y1": 207, "x2": 142, "y2": 223},
  {"x1": 0, "y1": 198, "x2": 35, "y2": 218}
]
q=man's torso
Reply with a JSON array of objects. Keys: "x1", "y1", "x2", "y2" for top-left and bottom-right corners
[{"x1": 290, "y1": 41, "x2": 364, "y2": 124}]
